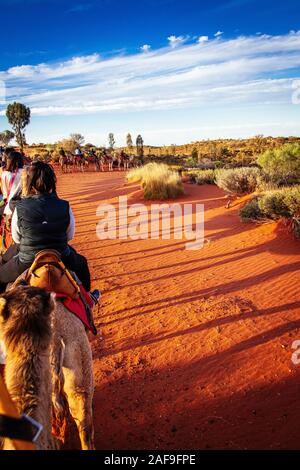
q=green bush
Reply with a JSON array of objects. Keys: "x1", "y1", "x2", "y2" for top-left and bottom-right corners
[
  {"x1": 256, "y1": 175, "x2": 279, "y2": 192},
  {"x1": 215, "y1": 167, "x2": 261, "y2": 194},
  {"x1": 257, "y1": 191, "x2": 290, "y2": 220},
  {"x1": 240, "y1": 186, "x2": 300, "y2": 240},
  {"x1": 282, "y1": 186, "x2": 300, "y2": 217},
  {"x1": 240, "y1": 198, "x2": 265, "y2": 222},
  {"x1": 257, "y1": 143, "x2": 300, "y2": 185}
]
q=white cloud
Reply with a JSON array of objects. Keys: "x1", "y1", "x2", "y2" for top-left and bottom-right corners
[
  {"x1": 214, "y1": 31, "x2": 224, "y2": 38},
  {"x1": 198, "y1": 36, "x2": 209, "y2": 44},
  {"x1": 140, "y1": 44, "x2": 151, "y2": 53},
  {"x1": 1, "y1": 31, "x2": 300, "y2": 119},
  {"x1": 167, "y1": 35, "x2": 187, "y2": 48}
]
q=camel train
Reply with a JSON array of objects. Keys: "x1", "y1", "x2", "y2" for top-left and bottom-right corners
[{"x1": 59, "y1": 149, "x2": 138, "y2": 174}]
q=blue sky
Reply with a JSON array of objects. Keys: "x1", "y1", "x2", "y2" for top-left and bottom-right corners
[{"x1": 0, "y1": 0, "x2": 300, "y2": 146}]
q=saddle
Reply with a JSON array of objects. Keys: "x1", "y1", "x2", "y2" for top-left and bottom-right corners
[
  {"x1": 19, "y1": 250, "x2": 98, "y2": 335},
  {"x1": 24, "y1": 249, "x2": 80, "y2": 299}
]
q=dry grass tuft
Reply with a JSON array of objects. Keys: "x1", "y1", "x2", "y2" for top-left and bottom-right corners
[{"x1": 127, "y1": 163, "x2": 184, "y2": 200}]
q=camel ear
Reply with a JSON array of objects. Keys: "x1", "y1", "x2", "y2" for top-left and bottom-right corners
[{"x1": 0, "y1": 298, "x2": 7, "y2": 318}]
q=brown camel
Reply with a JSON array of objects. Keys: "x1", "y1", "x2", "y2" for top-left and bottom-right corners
[
  {"x1": 0, "y1": 287, "x2": 55, "y2": 450},
  {"x1": 0, "y1": 286, "x2": 95, "y2": 450}
]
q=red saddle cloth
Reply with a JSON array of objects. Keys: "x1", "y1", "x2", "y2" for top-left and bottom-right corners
[{"x1": 55, "y1": 286, "x2": 95, "y2": 333}]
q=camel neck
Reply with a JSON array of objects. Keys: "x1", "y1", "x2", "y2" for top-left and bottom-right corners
[{"x1": 4, "y1": 349, "x2": 54, "y2": 449}]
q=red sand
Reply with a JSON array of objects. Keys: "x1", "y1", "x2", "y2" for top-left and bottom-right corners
[{"x1": 57, "y1": 170, "x2": 300, "y2": 450}]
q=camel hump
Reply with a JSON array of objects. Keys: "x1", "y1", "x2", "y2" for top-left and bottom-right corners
[{"x1": 25, "y1": 250, "x2": 80, "y2": 299}]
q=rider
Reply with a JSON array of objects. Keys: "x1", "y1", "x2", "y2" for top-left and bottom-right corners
[
  {"x1": 74, "y1": 147, "x2": 83, "y2": 157},
  {"x1": 0, "y1": 161, "x2": 98, "y2": 300},
  {"x1": 1, "y1": 151, "x2": 23, "y2": 218}
]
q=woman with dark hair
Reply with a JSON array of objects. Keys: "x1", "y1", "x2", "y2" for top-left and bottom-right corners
[
  {"x1": 1, "y1": 151, "x2": 23, "y2": 217},
  {"x1": 0, "y1": 161, "x2": 97, "y2": 297}
]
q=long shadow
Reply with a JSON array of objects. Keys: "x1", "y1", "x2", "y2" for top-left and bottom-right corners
[
  {"x1": 90, "y1": 353, "x2": 300, "y2": 450},
  {"x1": 102, "y1": 298, "x2": 300, "y2": 330},
  {"x1": 101, "y1": 301, "x2": 300, "y2": 357},
  {"x1": 98, "y1": 257, "x2": 300, "y2": 327},
  {"x1": 87, "y1": 239, "x2": 189, "y2": 260},
  {"x1": 97, "y1": 245, "x2": 259, "y2": 280},
  {"x1": 105, "y1": 256, "x2": 300, "y2": 295}
]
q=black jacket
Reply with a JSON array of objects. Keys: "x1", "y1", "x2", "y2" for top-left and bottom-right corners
[{"x1": 16, "y1": 193, "x2": 70, "y2": 265}]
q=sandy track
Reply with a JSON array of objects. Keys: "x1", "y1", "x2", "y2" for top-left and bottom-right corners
[{"x1": 57, "y1": 169, "x2": 300, "y2": 450}]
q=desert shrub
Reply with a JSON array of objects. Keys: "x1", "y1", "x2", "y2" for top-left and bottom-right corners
[
  {"x1": 214, "y1": 161, "x2": 224, "y2": 169},
  {"x1": 185, "y1": 157, "x2": 199, "y2": 168},
  {"x1": 256, "y1": 175, "x2": 280, "y2": 192},
  {"x1": 257, "y1": 143, "x2": 300, "y2": 185},
  {"x1": 195, "y1": 169, "x2": 216, "y2": 185},
  {"x1": 240, "y1": 186, "x2": 300, "y2": 239},
  {"x1": 127, "y1": 163, "x2": 184, "y2": 200},
  {"x1": 215, "y1": 167, "x2": 261, "y2": 194},
  {"x1": 240, "y1": 198, "x2": 265, "y2": 222},
  {"x1": 282, "y1": 186, "x2": 300, "y2": 217},
  {"x1": 257, "y1": 191, "x2": 290, "y2": 219}
]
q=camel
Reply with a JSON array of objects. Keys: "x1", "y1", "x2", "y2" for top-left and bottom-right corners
[
  {"x1": 59, "y1": 155, "x2": 74, "y2": 174},
  {"x1": 99, "y1": 155, "x2": 106, "y2": 172},
  {"x1": 0, "y1": 286, "x2": 95, "y2": 450},
  {"x1": 123, "y1": 155, "x2": 130, "y2": 171},
  {"x1": 87, "y1": 155, "x2": 101, "y2": 172},
  {"x1": 107, "y1": 155, "x2": 114, "y2": 172},
  {"x1": 74, "y1": 155, "x2": 86, "y2": 172},
  {"x1": 116, "y1": 154, "x2": 123, "y2": 171}
]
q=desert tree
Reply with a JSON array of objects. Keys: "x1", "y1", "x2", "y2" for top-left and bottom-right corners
[
  {"x1": 55, "y1": 137, "x2": 81, "y2": 155},
  {"x1": 108, "y1": 133, "x2": 115, "y2": 150},
  {"x1": 6, "y1": 102, "x2": 31, "y2": 151},
  {"x1": 0, "y1": 130, "x2": 15, "y2": 146},
  {"x1": 126, "y1": 133, "x2": 133, "y2": 154},
  {"x1": 136, "y1": 134, "x2": 144, "y2": 159},
  {"x1": 70, "y1": 133, "x2": 85, "y2": 147}
]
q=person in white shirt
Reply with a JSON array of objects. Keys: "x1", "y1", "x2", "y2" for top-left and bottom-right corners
[{"x1": 1, "y1": 151, "x2": 23, "y2": 217}]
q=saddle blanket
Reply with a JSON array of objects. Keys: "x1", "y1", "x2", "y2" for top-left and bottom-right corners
[{"x1": 55, "y1": 286, "x2": 95, "y2": 333}]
